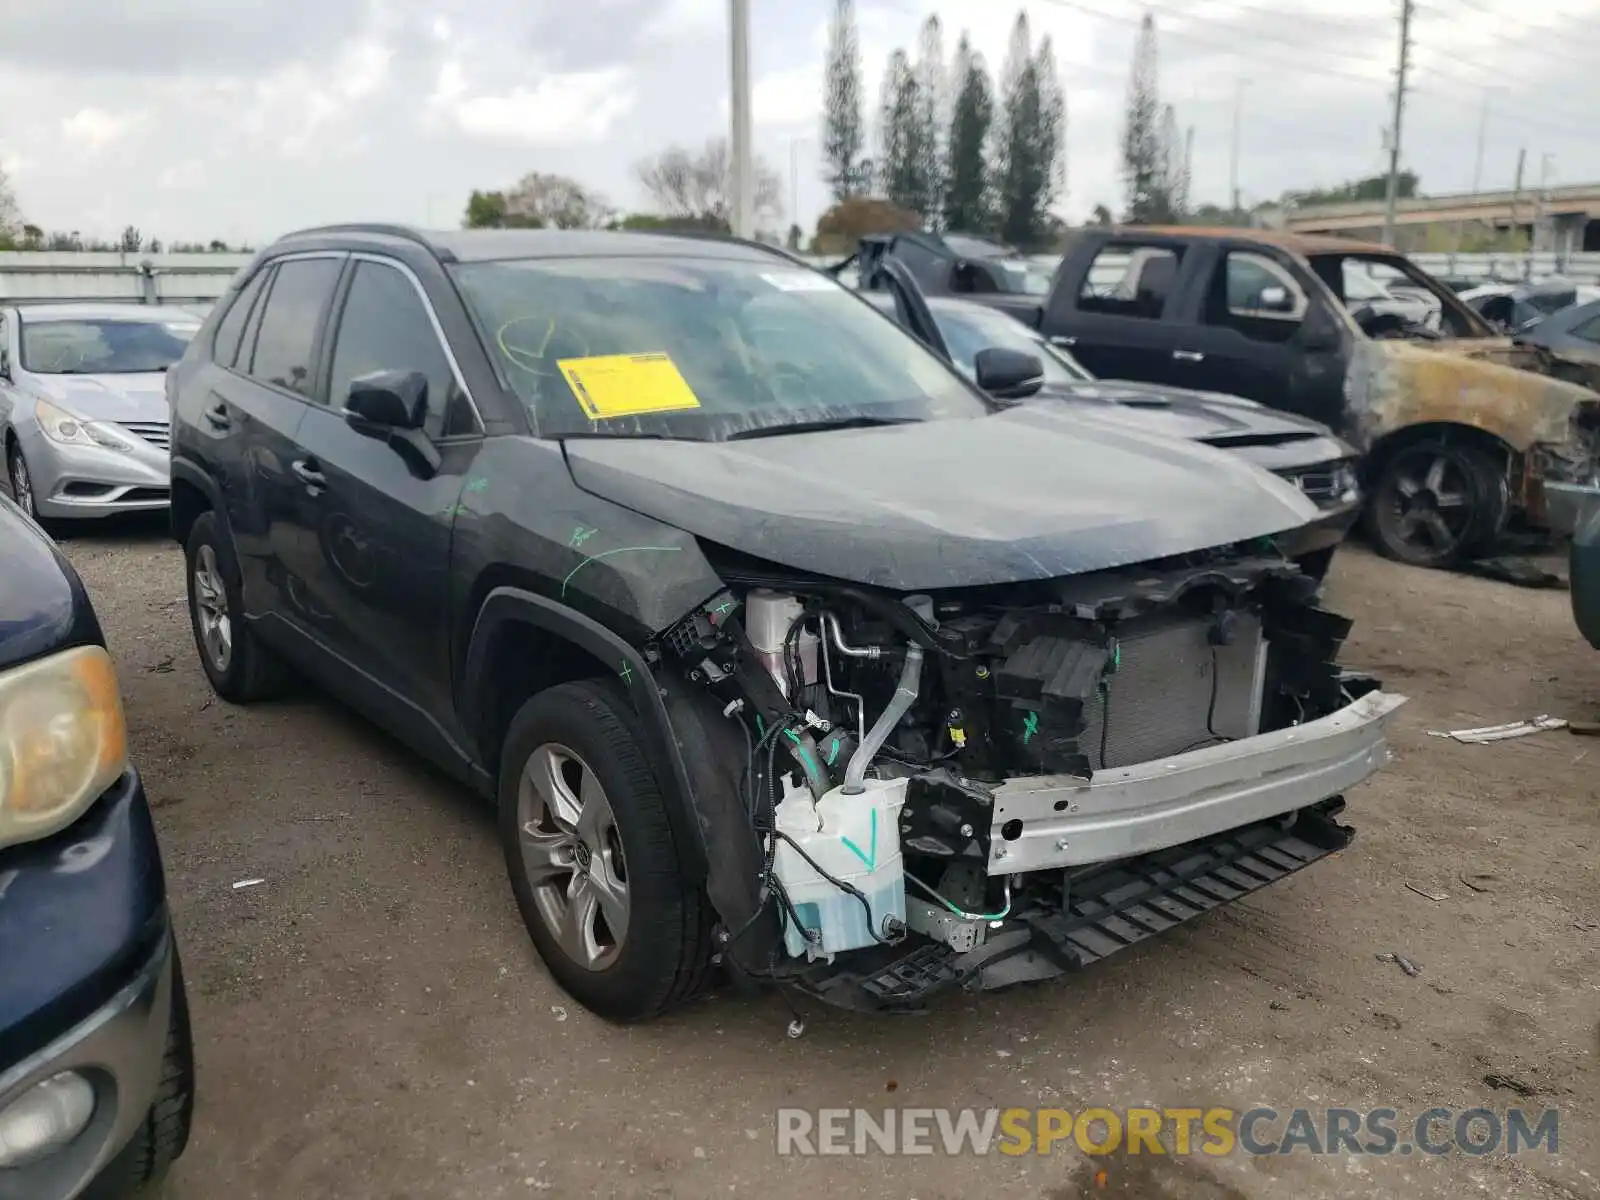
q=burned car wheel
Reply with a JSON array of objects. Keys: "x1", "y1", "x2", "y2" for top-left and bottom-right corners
[
  {"x1": 498, "y1": 679, "x2": 714, "y2": 1023},
  {"x1": 1365, "y1": 439, "x2": 1507, "y2": 568}
]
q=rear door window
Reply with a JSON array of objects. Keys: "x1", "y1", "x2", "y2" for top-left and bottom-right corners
[
  {"x1": 1078, "y1": 245, "x2": 1184, "y2": 320},
  {"x1": 212, "y1": 270, "x2": 269, "y2": 369},
  {"x1": 247, "y1": 257, "x2": 342, "y2": 398}
]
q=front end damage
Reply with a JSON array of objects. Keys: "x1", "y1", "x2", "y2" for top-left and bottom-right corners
[
  {"x1": 1344, "y1": 338, "x2": 1600, "y2": 525},
  {"x1": 648, "y1": 541, "x2": 1406, "y2": 1013}
]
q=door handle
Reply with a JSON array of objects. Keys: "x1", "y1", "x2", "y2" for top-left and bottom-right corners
[
  {"x1": 1049, "y1": 335, "x2": 1077, "y2": 347},
  {"x1": 291, "y1": 458, "x2": 326, "y2": 488},
  {"x1": 1172, "y1": 350, "x2": 1206, "y2": 362},
  {"x1": 203, "y1": 403, "x2": 231, "y2": 429}
]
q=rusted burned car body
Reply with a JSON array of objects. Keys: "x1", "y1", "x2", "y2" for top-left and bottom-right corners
[{"x1": 1344, "y1": 335, "x2": 1600, "y2": 524}]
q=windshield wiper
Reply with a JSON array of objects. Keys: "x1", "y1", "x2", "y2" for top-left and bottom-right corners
[{"x1": 725, "y1": 414, "x2": 922, "y2": 441}]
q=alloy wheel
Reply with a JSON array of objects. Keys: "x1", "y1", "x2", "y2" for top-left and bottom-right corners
[
  {"x1": 1381, "y1": 447, "x2": 1474, "y2": 559},
  {"x1": 192, "y1": 544, "x2": 233, "y2": 672},
  {"x1": 8, "y1": 449, "x2": 34, "y2": 518},
  {"x1": 517, "y1": 742, "x2": 630, "y2": 972}
]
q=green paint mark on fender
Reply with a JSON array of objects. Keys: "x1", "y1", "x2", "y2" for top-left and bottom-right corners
[
  {"x1": 840, "y1": 810, "x2": 878, "y2": 872},
  {"x1": 560, "y1": 545, "x2": 681, "y2": 598},
  {"x1": 464, "y1": 477, "x2": 489, "y2": 493},
  {"x1": 1022, "y1": 711, "x2": 1039, "y2": 744},
  {"x1": 619, "y1": 660, "x2": 633, "y2": 685},
  {"x1": 569, "y1": 525, "x2": 599, "y2": 548}
]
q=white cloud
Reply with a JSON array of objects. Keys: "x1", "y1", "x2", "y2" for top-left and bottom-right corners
[
  {"x1": 428, "y1": 64, "x2": 636, "y2": 143},
  {"x1": 60, "y1": 107, "x2": 141, "y2": 152}
]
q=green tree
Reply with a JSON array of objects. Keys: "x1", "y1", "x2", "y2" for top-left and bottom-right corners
[
  {"x1": 993, "y1": 13, "x2": 1057, "y2": 247},
  {"x1": 878, "y1": 49, "x2": 925, "y2": 216},
  {"x1": 913, "y1": 14, "x2": 946, "y2": 227},
  {"x1": 0, "y1": 167, "x2": 21, "y2": 245},
  {"x1": 1032, "y1": 34, "x2": 1067, "y2": 228},
  {"x1": 505, "y1": 172, "x2": 608, "y2": 228},
  {"x1": 120, "y1": 226, "x2": 143, "y2": 253},
  {"x1": 785, "y1": 223, "x2": 803, "y2": 250},
  {"x1": 820, "y1": 0, "x2": 870, "y2": 200},
  {"x1": 1158, "y1": 104, "x2": 1188, "y2": 220},
  {"x1": 943, "y1": 35, "x2": 994, "y2": 232},
  {"x1": 464, "y1": 189, "x2": 514, "y2": 228},
  {"x1": 1090, "y1": 203, "x2": 1114, "y2": 226},
  {"x1": 1120, "y1": 14, "x2": 1171, "y2": 223}
]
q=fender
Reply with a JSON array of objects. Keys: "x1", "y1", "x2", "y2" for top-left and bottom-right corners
[
  {"x1": 461, "y1": 586, "x2": 710, "y2": 884},
  {"x1": 168, "y1": 454, "x2": 228, "y2": 542}
]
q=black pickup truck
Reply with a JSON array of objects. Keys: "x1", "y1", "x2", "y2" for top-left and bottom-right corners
[{"x1": 865, "y1": 226, "x2": 1600, "y2": 570}]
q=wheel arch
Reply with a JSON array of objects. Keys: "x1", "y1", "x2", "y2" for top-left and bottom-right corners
[
  {"x1": 460, "y1": 586, "x2": 711, "y2": 886},
  {"x1": 168, "y1": 457, "x2": 224, "y2": 549},
  {"x1": 1361, "y1": 421, "x2": 1519, "y2": 494}
]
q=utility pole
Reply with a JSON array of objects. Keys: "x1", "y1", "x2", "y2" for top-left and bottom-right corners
[
  {"x1": 729, "y1": 0, "x2": 755, "y2": 240},
  {"x1": 1451, "y1": 88, "x2": 1492, "y2": 261},
  {"x1": 1510, "y1": 147, "x2": 1526, "y2": 280},
  {"x1": 1228, "y1": 75, "x2": 1247, "y2": 219},
  {"x1": 1381, "y1": 0, "x2": 1414, "y2": 247}
]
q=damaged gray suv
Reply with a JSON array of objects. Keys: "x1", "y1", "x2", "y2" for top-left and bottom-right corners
[{"x1": 167, "y1": 224, "x2": 1405, "y2": 1021}]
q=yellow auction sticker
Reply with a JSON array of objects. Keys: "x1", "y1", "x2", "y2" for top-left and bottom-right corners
[{"x1": 556, "y1": 352, "x2": 703, "y2": 419}]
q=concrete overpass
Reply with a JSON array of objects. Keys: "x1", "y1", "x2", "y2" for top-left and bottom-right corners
[{"x1": 1278, "y1": 183, "x2": 1600, "y2": 255}]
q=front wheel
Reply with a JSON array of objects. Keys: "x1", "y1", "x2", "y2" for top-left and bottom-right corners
[
  {"x1": 1364, "y1": 440, "x2": 1507, "y2": 568},
  {"x1": 82, "y1": 954, "x2": 195, "y2": 1198},
  {"x1": 498, "y1": 679, "x2": 714, "y2": 1023},
  {"x1": 7, "y1": 440, "x2": 38, "y2": 521}
]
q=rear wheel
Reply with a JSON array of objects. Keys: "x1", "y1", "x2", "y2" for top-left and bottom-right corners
[
  {"x1": 184, "y1": 510, "x2": 291, "y2": 702},
  {"x1": 498, "y1": 679, "x2": 714, "y2": 1023},
  {"x1": 1364, "y1": 440, "x2": 1507, "y2": 568}
]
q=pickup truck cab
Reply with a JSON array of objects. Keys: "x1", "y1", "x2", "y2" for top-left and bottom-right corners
[
  {"x1": 880, "y1": 226, "x2": 1600, "y2": 571},
  {"x1": 0, "y1": 495, "x2": 194, "y2": 1198}
]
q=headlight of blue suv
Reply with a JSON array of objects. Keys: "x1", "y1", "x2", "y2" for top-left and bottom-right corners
[
  {"x1": 0, "y1": 646, "x2": 129, "y2": 850},
  {"x1": 32, "y1": 397, "x2": 139, "y2": 454}
]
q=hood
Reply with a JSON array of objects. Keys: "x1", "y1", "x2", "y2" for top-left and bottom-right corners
[
  {"x1": 0, "y1": 497, "x2": 102, "y2": 670},
  {"x1": 1036, "y1": 378, "x2": 1332, "y2": 446},
  {"x1": 1344, "y1": 338, "x2": 1600, "y2": 455},
  {"x1": 563, "y1": 404, "x2": 1320, "y2": 591},
  {"x1": 23, "y1": 372, "x2": 170, "y2": 424}
]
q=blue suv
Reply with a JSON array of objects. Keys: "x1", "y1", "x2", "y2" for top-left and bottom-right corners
[{"x1": 0, "y1": 492, "x2": 194, "y2": 1198}]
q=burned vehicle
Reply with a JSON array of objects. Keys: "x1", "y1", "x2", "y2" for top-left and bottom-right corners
[
  {"x1": 167, "y1": 225, "x2": 1405, "y2": 1021},
  {"x1": 898, "y1": 226, "x2": 1600, "y2": 571},
  {"x1": 853, "y1": 269, "x2": 1362, "y2": 581}
]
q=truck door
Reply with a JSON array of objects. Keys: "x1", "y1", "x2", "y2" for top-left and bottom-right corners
[
  {"x1": 1170, "y1": 248, "x2": 1349, "y2": 429},
  {"x1": 1041, "y1": 240, "x2": 1188, "y2": 385}
]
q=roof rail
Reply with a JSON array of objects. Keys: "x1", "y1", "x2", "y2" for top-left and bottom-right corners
[
  {"x1": 280, "y1": 223, "x2": 437, "y2": 250},
  {"x1": 614, "y1": 227, "x2": 808, "y2": 265}
]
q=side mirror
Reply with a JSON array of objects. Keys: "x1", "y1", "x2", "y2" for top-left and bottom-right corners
[
  {"x1": 974, "y1": 347, "x2": 1045, "y2": 400},
  {"x1": 344, "y1": 369, "x2": 427, "y2": 430},
  {"x1": 950, "y1": 262, "x2": 974, "y2": 294},
  {"x1": 1258, "y1": 285, "x2": 1293, "y2": 313}
]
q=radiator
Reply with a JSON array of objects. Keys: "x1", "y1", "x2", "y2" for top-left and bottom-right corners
[{"x1": 1079, "y1": 613, "x2": 1266, "y2": 770}]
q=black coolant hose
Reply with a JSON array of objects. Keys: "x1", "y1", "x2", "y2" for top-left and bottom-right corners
[{"x1": 834, "y1": 587, "x2": 966, "y2": 658}]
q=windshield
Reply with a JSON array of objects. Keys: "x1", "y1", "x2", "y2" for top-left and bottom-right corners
[
  {"x1": 931, "y1": 305, "x2": 1093, "y2": 386},
  {"x1": 453, "y1": 256, "x2": 990, "y2": 439},
  {"x1": 1307, "y1": 253, "x2": 1492, "y2": 339},
  {"x1": 19, "y1": 316, "x2": 199, "y2": 374}
]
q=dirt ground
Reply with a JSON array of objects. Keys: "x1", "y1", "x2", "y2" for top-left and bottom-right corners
[{"x1": 52, "y1": 523, "x2": 1600, "y2": 1200}]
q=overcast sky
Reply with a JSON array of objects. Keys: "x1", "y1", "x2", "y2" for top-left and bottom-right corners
[{"x1": 2, "y1": 0, "x2": 1597, "y2": 244}]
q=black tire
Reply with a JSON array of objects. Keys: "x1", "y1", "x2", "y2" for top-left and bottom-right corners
[
  {"x1": 498, "y1": 678, "x2": 714, "y2": 1023},
  {"x1": 184, "y1": 510, "x2": 291, "y2": 702},
  {"x1": 1363, "y1": 439, "x2": 1508, "y2": 568},
  {"x1": 6, "y1": 438, "x2": 39, "y2": 522},
  {"x1": 83, "y1": 953, "x2": 196, "y2": 1198}
]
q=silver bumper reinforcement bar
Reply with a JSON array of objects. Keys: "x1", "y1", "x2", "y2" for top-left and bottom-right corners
[{"x1": 986, "y1": 690, "x2": 1407, "y2": 875}]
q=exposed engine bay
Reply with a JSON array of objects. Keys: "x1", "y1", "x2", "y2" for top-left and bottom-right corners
[{"x1": 649, "y1": 539, "x2": 1406, "y2": 1012}]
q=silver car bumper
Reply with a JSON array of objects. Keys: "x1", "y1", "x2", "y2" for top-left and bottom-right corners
[
  {"x1": 986, "y1": 690, "x2": 1407, "y2": 875},
  {"x1": 24, "y1": 435, "x2": 169, "y2": 520}
]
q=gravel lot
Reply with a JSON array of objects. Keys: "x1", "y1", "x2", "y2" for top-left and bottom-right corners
[{"x1": 51, "y1": 522, "x2": 1600, "y2": 1200}]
